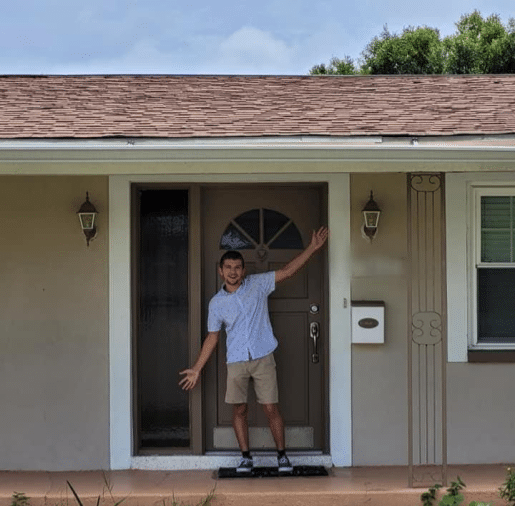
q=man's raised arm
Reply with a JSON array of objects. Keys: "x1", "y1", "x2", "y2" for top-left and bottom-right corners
[{"x1": 275, "y1": 226, "x2": 328, "y2": 284}]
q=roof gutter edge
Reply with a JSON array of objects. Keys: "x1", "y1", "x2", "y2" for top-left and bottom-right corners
[{"x1": 1, "y1": 134, "x2": 515, "y2": 150}]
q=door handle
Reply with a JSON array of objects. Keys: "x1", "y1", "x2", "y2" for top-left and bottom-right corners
[{"x1": 310, "y1": 322, "x2": 320, "y2": 364}]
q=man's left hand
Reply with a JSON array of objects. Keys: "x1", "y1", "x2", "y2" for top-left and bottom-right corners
[{"x1": 309, "y1": 226, "x2": 329, "y2": 251}]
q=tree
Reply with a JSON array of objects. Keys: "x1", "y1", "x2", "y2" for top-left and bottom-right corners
[
  {"x1": 360, "y1": 25, "x2": 444, "y2": 74},
  {"x1": 310, "y1": 11, "x2": 515, "y2": 75},
  {"x1": 310, "y1": 56, "x2": 356, "y2": 75},
  {"x1": 443, "y1": 11, "x2": 515, "y2": 73}
]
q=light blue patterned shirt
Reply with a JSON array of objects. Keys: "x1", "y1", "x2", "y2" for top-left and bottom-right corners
[{"x1": 207, "y1": 271, "x2": 278, "y2": 363}]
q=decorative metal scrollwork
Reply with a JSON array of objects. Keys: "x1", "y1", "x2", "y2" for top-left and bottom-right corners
[
  {"x1": 412, "y1": 311, "x2": 442, "y2": 345},
  {"x1": 407, "y1": 172, "x2": 447, "y2": 485},
  {"x1": 411, "y1": 311, "x2": 442, "y2": 345},
  {"x1": 409, "y1": 174, "x2": 442, "y2": 193}
]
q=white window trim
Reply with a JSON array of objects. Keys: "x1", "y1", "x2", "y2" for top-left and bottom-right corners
[
  {"x1": 470, "y1": 186, "x2": 515, "y2": 350},
  {"x1": 447, "y1": 173, "x2": 515, "y2": 363}
]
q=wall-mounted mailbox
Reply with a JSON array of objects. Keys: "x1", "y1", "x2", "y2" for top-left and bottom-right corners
[{"x1": 351, "y1": 301, "x2": 385, "y2": 344}]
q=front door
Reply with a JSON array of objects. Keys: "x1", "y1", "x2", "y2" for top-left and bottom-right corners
[{"x1": 202, "y1": 185, "x2": 327, "y2": 451}]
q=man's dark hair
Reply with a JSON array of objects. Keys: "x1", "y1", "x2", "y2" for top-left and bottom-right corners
[{"x1": 220, "y1": 250, "x2": 245, "y2": 269}]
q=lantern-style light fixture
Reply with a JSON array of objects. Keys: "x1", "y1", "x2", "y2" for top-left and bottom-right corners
[
  {"x1": 77, "y1": 192, "x2": 98, "y2": 246},
  {"x1": 362, "y1": 191, "x2": 381, "y2": 241}
]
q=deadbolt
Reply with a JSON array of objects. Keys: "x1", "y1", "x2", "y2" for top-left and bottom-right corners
[{"x1": 309, "y1": 303, "x2": 320, "y2": 315}]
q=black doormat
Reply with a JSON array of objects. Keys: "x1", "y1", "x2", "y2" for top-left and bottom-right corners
[{"x1": 217, "y1": 465, "x2": 328, "y2": 478}]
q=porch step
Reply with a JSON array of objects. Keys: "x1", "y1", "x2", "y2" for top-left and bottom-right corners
[{"x1": 0, "y1": 465, "x2": 509, "y2": 506}]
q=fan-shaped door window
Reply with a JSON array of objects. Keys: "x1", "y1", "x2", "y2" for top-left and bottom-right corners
[{"x1": 220, "y1": 208, "x2": 303, "y2": 250}]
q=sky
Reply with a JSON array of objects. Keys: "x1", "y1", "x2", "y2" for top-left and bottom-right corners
[{"x1": 2, "y1": 0, "x2": 514, "y2": 75}]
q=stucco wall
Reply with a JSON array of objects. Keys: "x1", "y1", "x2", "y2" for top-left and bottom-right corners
[
  {"x1": 350, "y1": 173, "x2": 409, "y2": 465},
  {"x1": 3, "y1": 170, "x2": 512, "y2": 470},
  {"x1": 0, "y1": 176, "x2": 109, "y2": 471},
  {"x1": 444, "y1": 172, "x2": 515, "y2": 464},
  {"x1": 350, "y1": 172, "x2": 515, "y2": 466},
  {"x1": 447, "y1": 363, "x2": 515, "y2": 464}
]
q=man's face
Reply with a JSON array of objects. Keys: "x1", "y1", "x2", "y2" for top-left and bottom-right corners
[{"x1": 219, "y1": 258, "x2": 245, "y2": 291}]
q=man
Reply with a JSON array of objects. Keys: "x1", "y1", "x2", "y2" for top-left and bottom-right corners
[{"x1": 179, "y1": 226, "x2": 328, "y2": 473}]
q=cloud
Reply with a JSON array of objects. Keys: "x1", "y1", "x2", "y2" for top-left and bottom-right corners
[
  {"x1": 1, "y1": 20, "x2": 370, "y2": 76},
  {"x1": 46, "y1": 38, "x2": 175, "y2": 74},
  {"x1": 200, "y1": 26, "x2": 294, "y2": 74},
  {"x1": 220, "y1": 27, "x2": 291, "y2": 64},
  {"x1": 32, "y1": 23, "x2": 365, "y2": 75}
]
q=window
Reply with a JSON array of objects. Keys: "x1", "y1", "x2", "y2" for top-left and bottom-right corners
[
  {"x1": 136, "y1": 189, "x2": 190, "y2": 449},
  {"x1": 220, "y1": 208, "x2": 304, "y2": 250},
  {"x1": 472, "y1": 188, "x2": 515, "y2": 348}
]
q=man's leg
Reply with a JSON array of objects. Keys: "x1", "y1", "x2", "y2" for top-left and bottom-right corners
[
  {"x1": 262, "y1": 403, "x2": 285, "y2": 450},
  {"x1": 232, "y1": 403, "x2": 249, "y2": 451},
  {"x1": 262, "y1": 403, "x2": 293, "y2": 471},
  {"x1": 253, "y1": 354, "x2": 285, "y2": 449},
  {"x1": 252, "y1": 354, "x2": 292, "y2": 471}
]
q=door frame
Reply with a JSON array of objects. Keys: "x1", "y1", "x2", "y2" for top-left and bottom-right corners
[{"x1": 109, "y1": 172, "x2": 351, "y2": 470}]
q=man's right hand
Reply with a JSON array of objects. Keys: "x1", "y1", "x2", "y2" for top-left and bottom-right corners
[
  {"x1": 179, "y1": 368, "x2": 200, "y2": 390},
  {"x1": 179, "y1": 331, "x2": 219, "y2": 391}
]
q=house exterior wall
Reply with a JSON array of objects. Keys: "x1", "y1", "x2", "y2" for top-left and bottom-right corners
[
  {"x1": 2, "y1": 164, "x2": 515, "y2": 471},
  {"x1": 0, "y1": 176, "x2": 109, "y2": 471},
  {"x1": 350, "y1": 173, "x2": 409, "y2": 465},
  {"x1": 350, "y1": 171, "x2": 515, "y2": 466},
  {"x1": 447, "y1": 363, "x2": 515, "y2": 464},
  {"x1": 445, "y1": 172, "x2": 515, "y2": 464}
]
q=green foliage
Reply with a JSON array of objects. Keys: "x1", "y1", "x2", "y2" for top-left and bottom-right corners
[
  {"x1": 499, "y1": 467, "x2": 515, "y2": 505},
  {"x1": 311, "y1": 11, "x2": 515, "y2": 75},
  {"x1": 310, "y1": 56, "x2": 357, "y2": 75},
  {"x1": 361, "y1": 25, "x2": 444, "y2": 75},
  {"x1": 443, "y1": 11, "x2": 515, "y2": 73},
  {"x1": 419, "y1": 476, "x2": 493, "y2": 506},
  {"x1": 11, "y1": 492, "x2": 30, "y2": 506},
  {"x1": 439, "y1": 476, "x2": 466, "y2": 506},
  {"x1": 421, "y1": 483, "x2": 442, "y2": 506}
]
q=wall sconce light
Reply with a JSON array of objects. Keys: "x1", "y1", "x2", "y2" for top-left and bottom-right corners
[
  {"x1": 77, "y1": 192, "x2": 98, "y2": 247},
  {"x1": 361, "y1": 191, "x2": 381, "y2": 241}
]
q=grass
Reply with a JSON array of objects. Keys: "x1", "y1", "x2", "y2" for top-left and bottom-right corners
[{"x1": 10, "y1": 474, "x2": 216, "y2": 506}]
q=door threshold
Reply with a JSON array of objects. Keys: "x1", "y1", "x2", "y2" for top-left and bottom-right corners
[
  {"x1": 132, "y1": 452, "x2": 332, "y2": 470},
  {"x1": 205, "y1": 450, "x2": 324, "y2": 456}
]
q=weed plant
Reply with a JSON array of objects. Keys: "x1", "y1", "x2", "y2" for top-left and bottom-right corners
[
  {"x1": 499, "y1": 468, "x2": 515, "y2": 505},
  {"x1": 420, "y1": 466, "x2": 515, "y2": 506},
  {"x1": 10, "y1": 475, "x2": 216, "y2": 506},
  {"x1": 11, "y1": 492, "x2": 30, "y2": 506}
]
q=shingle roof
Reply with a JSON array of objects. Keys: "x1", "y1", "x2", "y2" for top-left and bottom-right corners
[{"x1": 1, "y1": 74, "x2": 515, "y2": 139}]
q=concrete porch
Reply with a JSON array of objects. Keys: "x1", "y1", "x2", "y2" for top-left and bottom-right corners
[{"x1": 0, "y1": 465, "x2": 511, "y2": 506}]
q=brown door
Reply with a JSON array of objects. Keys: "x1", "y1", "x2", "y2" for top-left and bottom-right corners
[{"x1": 202, "y1": 185, "x2": 327, "y2": 451}]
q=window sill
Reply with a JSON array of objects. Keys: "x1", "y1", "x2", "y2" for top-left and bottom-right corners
[{"x1": 468, "y1": 349, "x2": 515, "y2": 363}]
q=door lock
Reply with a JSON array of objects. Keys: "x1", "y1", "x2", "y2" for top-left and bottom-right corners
[{"x1": 310, "y1": 321, "x2": 320, "y2": 364}]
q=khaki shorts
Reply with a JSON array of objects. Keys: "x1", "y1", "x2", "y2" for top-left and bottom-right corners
[{"x1": 225, "y1": 353, "x2": 279, "y2": 404}]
